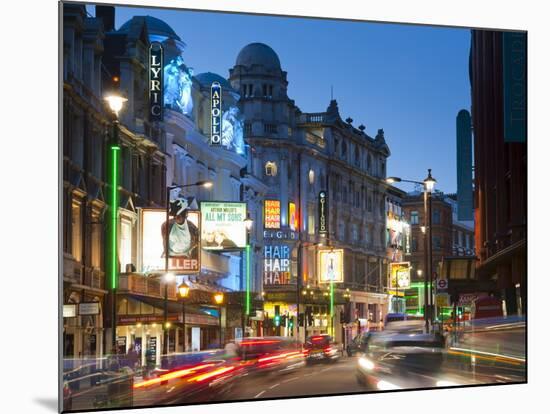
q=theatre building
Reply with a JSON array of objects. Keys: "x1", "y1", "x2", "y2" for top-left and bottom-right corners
[
  {"x1": 98, "y1": 9, "x2": 268, "y2": 365},
  {"x1": 229, "y1": 43, "x2": 395, "y2": 344}
]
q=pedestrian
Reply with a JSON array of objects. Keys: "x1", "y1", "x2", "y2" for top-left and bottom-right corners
[{"x1": 126, "y1": 343, "x2": 139, "y2": 371}]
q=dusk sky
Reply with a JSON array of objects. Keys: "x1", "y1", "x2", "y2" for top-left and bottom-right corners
[{"x1": 92, "y1": 4, "x2": 472, "y2": 193}]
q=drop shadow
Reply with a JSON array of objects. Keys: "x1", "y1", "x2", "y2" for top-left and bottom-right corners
[{"x1": 34, "y1": 397, "x2": 58, "y2": 412}]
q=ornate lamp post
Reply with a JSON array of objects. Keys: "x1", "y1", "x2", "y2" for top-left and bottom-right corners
[{"x1": 214, "y1": 292, "x2": 225, "y2": 348}]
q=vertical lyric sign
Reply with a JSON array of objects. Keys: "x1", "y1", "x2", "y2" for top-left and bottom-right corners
[
  {"x1": 149, "y1": 42, "x2": 163, "y2": 121},
  {"x1": 211, "y1": 81, "x2": 222, "y2": 145}
]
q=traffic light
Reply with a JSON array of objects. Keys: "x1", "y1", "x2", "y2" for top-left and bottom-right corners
[
  {"x1": 274, "y1": 305, "x2": 280, "y2": 326},
  {"x1": 306, "y1": 307, "x2": 313, "y2": 326}
]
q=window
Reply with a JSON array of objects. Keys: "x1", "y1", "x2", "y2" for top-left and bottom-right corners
[
  {"x1": 433, "y1": 236, "x2": 442, "y2": 250},
  {"x1": 367, "y1": 194, "x2": 373, "y2": 212},
  {"x1": 244, "y1": 122, "x2": 252, "y2": 136},
  {"x1": 433, "y1": 209, "x2": 441, "y2": 225},
  {"x1": 367, "y1": 153, "x2": 372, "y2": 172},
  {"x1": 308, "y1": 169, "x2": 315, "y2": 185},
  {"x1": 264, "y1": 123, "x2": 277, "y2": 134},
  {"x1": 120, "y1": 218, "x2": 133, "y2": 273},
  {"x1": 412, "y1": 237, "x2": 418, "y2": 252},
  {"x1": 341, "y1": 141, "x2": 347, "y2": 158},
  {"x1": 308, "y1": 204, "x2": 315, "y2": 235},
  {"x1": 410, "y1": 211, "x2": 419, "y2": 224},
  {"x1": 71, "y1": 200, "x2": 83, "y2": 262},
  {"x1": 265, "y1": 161, "x2": 278, "y2": 177},
  {"x1": 90, "y1": 214, "x2": 101, "y2": 268}
]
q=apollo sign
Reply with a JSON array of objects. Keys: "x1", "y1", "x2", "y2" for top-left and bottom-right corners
[
  {"x1": 148, "y1": 42, "x2": 163, "y2": 121},
  {"x1": 211, "y1": 82, "x2": 222, "y2": 145}
]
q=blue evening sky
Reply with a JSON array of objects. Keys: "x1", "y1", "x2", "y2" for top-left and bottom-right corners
[{"x1": 91, "y1": 5, "x2": 471, "y2": 194}]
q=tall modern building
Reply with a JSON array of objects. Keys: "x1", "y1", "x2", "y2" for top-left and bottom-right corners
[
  {"x1": 456, "y1": 109, "x2": 473, "y2": 221},
  {"x1": 470, "y1": 30, "x2": 527, "y2": 316}
]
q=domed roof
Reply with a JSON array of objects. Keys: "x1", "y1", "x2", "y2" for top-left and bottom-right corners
[
  {"x1": 118, "y1": 15, "x2": 181, "y2": 41},
  {"x1": 195, "y1": 72, "x2": 233, "y2": 90},
  {"x1": 235, "y1": 42, "x2": 281, "y2": 71}
]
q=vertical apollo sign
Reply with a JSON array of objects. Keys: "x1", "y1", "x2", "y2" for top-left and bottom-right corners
[
  {"x1": 149, "y1": 42, "x2": 163, "y2": 121},
  {"x1": 211, "y1": 82, "x2": 222, "y2": 145},
  {"x1": 319, "y1": 191, "x2": 328, "y2": 237}
]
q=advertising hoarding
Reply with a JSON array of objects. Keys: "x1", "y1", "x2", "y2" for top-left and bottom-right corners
[
  {"x1": 318, "y1": 249, "x2": 344, "y2": 283},
  {"x1": 389, "y1": 262, "x2": 411, "y2": 289},
  {"x1": 264, "y1": 244, "x2": 291, "y2": 285},
  {"x1": 140, "y1": 208, "x2": 201, "y2": 273},
  {"x1": 264, "y1": 200, "x2": 281, "y2": 229},
  {"x1": 289, "y1": 202, "x2": 298, "y2": 231},
  {"x1": 200, "y1": 202, "x2": 247, "y2": 250}
]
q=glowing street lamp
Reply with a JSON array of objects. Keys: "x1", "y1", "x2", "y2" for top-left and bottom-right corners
[
  {"x1": 104, "y1": 93, "x2": 126, "y2": 353},
  {"x1": 104, "y1": 95, "x2": 128, "y2": 118},
  {"x1": 214, "y1": 293, "x2": 224, "y2": 348},
  {"x1": 178, "y1": 282, "x2": 190, "y2": 352}
]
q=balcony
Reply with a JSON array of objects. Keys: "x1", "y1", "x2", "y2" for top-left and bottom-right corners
[{"x1": 118, "y1": 273, "x2": 177, "y2": 300}]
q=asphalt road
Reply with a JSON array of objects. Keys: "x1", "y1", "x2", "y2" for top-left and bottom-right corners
[{"x1": 224, "y1": 356, "x2": 365, "y2": 401}]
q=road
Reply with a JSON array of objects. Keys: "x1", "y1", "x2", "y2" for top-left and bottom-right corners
[{"x1": 224, "y1": 357, "x2": 364, "y2": 401}]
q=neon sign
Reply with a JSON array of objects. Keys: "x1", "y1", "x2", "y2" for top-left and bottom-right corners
[
  {"x1": 211, "y1": 81, "x2": 222, "y2": 145},
  {"x1": 149, "y1": 42, "x2": 163, "y2": 121}
]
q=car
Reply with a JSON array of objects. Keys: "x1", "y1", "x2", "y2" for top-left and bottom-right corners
[
  {"x1": 384, "y1": 313, "x2": 426, "y2": 333},
  {"x1": 233, "y1": 336, "x2": 305, "y2": 375},
  {"x1": 304, "y1": 334, "x2": 341, "y2": 364},
  {"x1": 346, "y1": 331, "x2": 376, "y2": 357},
  {"x1": 356, "y1": 332, "x2": 449, "y2": 390}
]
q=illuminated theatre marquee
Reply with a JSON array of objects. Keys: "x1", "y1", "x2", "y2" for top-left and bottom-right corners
[
  {"x1": 211, "y1": 81, "x2": 222, "y2": 145},
  {"x1": 264, "y1": 244, "x2": 291, "y2": 285},
  {"x1": 149, "y1": 42, "x2": 163, "y2": 121}
]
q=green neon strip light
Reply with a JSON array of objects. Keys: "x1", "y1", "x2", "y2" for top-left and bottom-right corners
[
  {"x1": 110, "y1": 146, "x2": 120, "y2": 290},
  {"x1": 330, "y1": 280, "x2": 334, "y2": 336},
  {"x1": 245, "y1": 244, "x2": 251, "y2": 315}
]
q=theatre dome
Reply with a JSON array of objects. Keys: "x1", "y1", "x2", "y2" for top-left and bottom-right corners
[{"x1": 235, "y1": 42, "x2": 281, "y2": 71}]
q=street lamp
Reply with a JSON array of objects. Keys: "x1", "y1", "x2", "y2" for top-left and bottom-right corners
[
  {"x1": 162, "y1": 180, "x2": 213, "y2": 356},
  {"x1": 178, "y1": 281, "x2": 190, "y2": 352},
  {"x1": 104, "y1": 93, "x2": 126, "y2": 353},
  {"x1": 423, "y1": 169, "x2": 437, "y2": 326},
  {"x1": 243, "y1": 213, "x2": 253, "y2": 336},
  {"x1": 214, "y1": 293, "x2": 224, "y2": 348},
  {"x1": 385, "y1": 169, "x2": 436, "y2": 333}
]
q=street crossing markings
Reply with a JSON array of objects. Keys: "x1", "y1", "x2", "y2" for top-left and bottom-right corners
[{"x1": 254, "y1": 390, "x2": 266, "y2": 398}]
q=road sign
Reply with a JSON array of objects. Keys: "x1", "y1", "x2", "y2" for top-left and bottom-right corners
[{"x1": 436, "y1": 278, "x2": 448, "y2": 290}]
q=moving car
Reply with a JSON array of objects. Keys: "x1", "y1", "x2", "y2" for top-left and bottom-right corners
[
  {"x1": 233, "y1": 336, "x2": 305, "y2": 374},
  {"x1": 384, "y1": 313, "x2": 425, "y2": 333},
  {"x1": 346, "y1": 331, "x2": 376, "y2": 357},
  {"x1": 356, "y1": 332, "x2": 449, "y2": 390},
  {"x1": 304, "y1": 334, "x2": 341, "y2": 364}
]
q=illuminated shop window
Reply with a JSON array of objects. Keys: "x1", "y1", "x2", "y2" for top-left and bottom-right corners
[{"x1": 265, "y1": 161, "x2": 278, "y2": 177}]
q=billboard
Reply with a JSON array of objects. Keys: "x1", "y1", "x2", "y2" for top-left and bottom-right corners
[
  {"x1": 264, "y1": 200, "x2": 281, "y2": 229},
  {"x1": 318, "y1": 249, "x2": 344, "y2": 283},
  {"x1": 200, "y1": 202, "x2": 247, "y2": 250},
  {"x1": 289, "y1": 202, "x2": 298, "y2": 231},
  {"x1": 140, "y1": 208, "x2": 200, "y2": 273},
  {"x1": 264, "y1": 244, "x2": 291, "y2": 285},
  {"x1": 389, "y1": 262, "x2": 411, "y2": 290}
]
